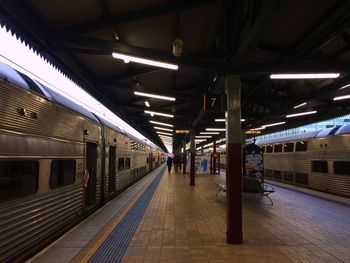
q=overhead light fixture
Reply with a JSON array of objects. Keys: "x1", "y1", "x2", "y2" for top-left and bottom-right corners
[
  {"x1": 206, "y1": 128, "x2": 225, "y2": 131},
  {"x1": 340, "y1": 84, "x2": 350, "y2": 90},
  {"x1": 215, "y1": 118, "x2": 245, "y2": 122},
  {"x1": 156, "y1": 131, "x2": 173, "y2": 136},
  {"x1": 262, "y1": 121, "x2": 286, "y2": 128},
  {"x1": 195, "y1": 136, "x2": 212, "y2": 138},
  {"x1": 333, "y1": 95, "x2": 350, "y2": 101},
  {"x1": 145, "y1": 110, "x2": 174, "y2": 118},
  {"x1": 252, "y1": 127, "x2": 265, "y2": 131},
  {"x1": 150, "y1": 120, "x2": 173, "y2": 127},
  {"x1": 270, "y1": 73, "x2": 340, "y2": 79},
  {"x1": 145, "y1": 101, "x2": 150, "y2": 107},
  {"x1": 286, "y1": 110, "x2": 317, "y2": 118},
  {"x1": 293, "y1": 102, "x2": 307, "y2": 109},
  {"x1": 200, "y1": 132, "x2": 220, "y2": 135},
  {"x1": 195, "y1": 139, "x2": 206, "y2": 143},
  {"x1": 154, "y1": 126, "x2": 173, "y2": 132},
  {"x1": 135, "y1": 91, "x2": 176, "y2": 101},
  {"x1": 112, "y1": 52, "x2": 178, "y2": 70}
]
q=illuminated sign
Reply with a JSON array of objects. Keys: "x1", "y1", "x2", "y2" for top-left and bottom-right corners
[
  {"x1": 175, "y1": 129, "x2": 190, "y2": 134},
  {"x1": 245, "y1": 130, "x2": 261, "y2": 135}
]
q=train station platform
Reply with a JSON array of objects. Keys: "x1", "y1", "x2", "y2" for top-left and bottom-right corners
[{"x1": 30, "y1": 165, "x2": 350, "y2": 263}]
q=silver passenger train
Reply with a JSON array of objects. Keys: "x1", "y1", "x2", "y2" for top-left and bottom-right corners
[
  {"x1": 256, "y1": 126, "x2": 350, "y2": 197},
  {"x1": 0, "y1": 61, "x2": 163, "y2": 262}
]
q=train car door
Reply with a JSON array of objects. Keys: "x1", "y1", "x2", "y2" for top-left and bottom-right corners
[
  {"x1": 108, "y1": 145, "x2": 116, "y2": 193},
  {"x1": 149, "y1": 153, "x2": 152, "y2": 171},
  {"x1": 85, "y1": 142, "x2": 97, "y2": 206}
]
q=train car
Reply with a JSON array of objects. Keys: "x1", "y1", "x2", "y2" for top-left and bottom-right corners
[
  {"x1": 0, "y1": 61, "x2": 162, "y2": 262},
  {"x1": 257, "y1": 126, "x2": 350, "y2": 197}
]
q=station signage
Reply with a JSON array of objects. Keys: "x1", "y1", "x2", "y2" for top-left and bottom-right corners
[
  {"x1": 245, "y1": 130, "x2": 261, "y2": 135},
  {"x1": 175, "y1": 129, "x2": 190, "y2": 134}
]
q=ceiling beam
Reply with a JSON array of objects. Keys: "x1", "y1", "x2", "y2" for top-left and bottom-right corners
[
  {"x1": 98, "y1": 67, "x2": 162, "y2": 84},
  {"x1": 51, "y1": 0, "x2": 222, "y2": 40},
  {"x1": 229, "y1": 0, "x2": 277, "y2": 68},
  {"x1": 291, "y1": 1, "x2": 350, "y2": 58},
  {"x1": 62, "y1": 36, "x2": 227, "y2": 72}
]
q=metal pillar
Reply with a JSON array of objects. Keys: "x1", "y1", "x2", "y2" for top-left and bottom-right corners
[
  {"x1": 225, "y1": 75, "x2": 243, "y2": 244},
  {"x1": 190, "y1": 129, "x2": 195, "y2": 186},
  {"x1": 213, "y1": 139, "x2": 217, "y2": 174},
  {"x1": 182, "y1": 140, "x2": 186, "y2": 174}
]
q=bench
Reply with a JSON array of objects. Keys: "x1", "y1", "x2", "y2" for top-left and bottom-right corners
[
  {"x1": 216, "y1": 182, "x2": 226, "y2": 196},
  {"x1": 243, "y1": 177, "x2": 275, "y2": 205},
  {"x1": 216, "y1": 178, "x2": 275, "y2": 205}
]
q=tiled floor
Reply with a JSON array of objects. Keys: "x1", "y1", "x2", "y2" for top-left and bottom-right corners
[
  {"x1": 122, "y1": 170, "x2": 350, "y2": 262},
  {"x1": 30, "y1": 166, "x2": 350, "y2": 262}
]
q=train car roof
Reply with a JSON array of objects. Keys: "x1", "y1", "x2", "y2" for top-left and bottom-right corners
[
  {"x1": 0, "y1": 61, "x2": 99, "y2": 122},
  {"x1": 94, "y1": 115, "x2": 124, "y2": 134},
  {"x1": 335, "y1": 124, "x2": 350, "y2": 136},
  {"x1": 257, "y1": 130, "x2": 321, "y2": 145},
  {"x1": 0, "y1": 61, "x2": 33, "y2": 91}
]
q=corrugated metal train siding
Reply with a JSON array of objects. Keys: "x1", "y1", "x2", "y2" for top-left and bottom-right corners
[
  {"x1": 0, "y1": 185, "x2": 83, "y2": 262},
  {"x1": 0, "y1": 81, "x2": 100, "y2": 141}
]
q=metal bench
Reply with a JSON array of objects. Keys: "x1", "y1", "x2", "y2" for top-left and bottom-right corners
[
  {"x1": 216, "y1": 182, "x2": 227, "y2": 196},
  {"x1": 216, "y1": 178, "x2": 275, "y2": 205}
]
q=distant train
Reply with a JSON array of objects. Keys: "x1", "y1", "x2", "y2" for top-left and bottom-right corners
[
  {"x1": 216, "y1": 126, "x2": 350, "y2": 198},
  {"x1": 0, "y1": 61, "x2": 163, "y2": 262},
  {"x1": 256, "y1": 126, "x2": 350, "y2": 197}
]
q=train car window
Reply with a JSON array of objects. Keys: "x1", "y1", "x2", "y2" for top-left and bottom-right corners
[
  {"x1": 283, "y1": 171, "x2": 294, "y2": 182},
  {"x1": 125, "y1": 158, "x2": 131, "y2": 170},
  {"x1": 265, "y1": 169, "x2": 273, "y2": 178},
  {"x1": 118, "y1": 157, "x2": 125, "y2": 171},
  {"x1": 274, "y1": 144, "x2": 283, "y2": 153},
  {"x1": 266, "y1": 145, "x2": 273, "y2": 153},
  {"x1": 333, "y1": 161, "x2": 350, "y2": 175},
  {"x1": 283, "y1": 143, "x2": 294, "y2": 152},
  {"x1": 312, "y1": 160, "x2": 328, "y2": 173},
  {"x1": 296, "y1": 141, "x2": 308, "y2": 151},
  {"x1": 273, "y1": 170, "x2": 282, "y2": 179},
  {"x1": 0, "y1": 161, "x2": 38, "y2": 201},
  {"x1": 295, "y1": 173, "x2": 308, "y2": 184},
  {"x1": 50, "y1": 160, "x2": 75, "y2": 189}
]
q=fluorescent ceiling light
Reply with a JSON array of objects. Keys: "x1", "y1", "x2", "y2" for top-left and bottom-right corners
[
  {"x1": 145, "y1": 110, "x2": 174, "y2": 118},
  {"x1": 215, "y1": 118, "x2": 245, "y2": 122},
  {"x1": 112, "y1": 52, "x2": 178, "y2": 70},
  {"x1": 154, "y1": 126, "x2": 173, "y2": 132},
  {"x1": 195, "y1": 136, "x2": 211, "y2": 138},
  {"x1": 135, "y1": 91, "x2": 176, "y2": 101},
  {"x1": 200, "y1": 132, "x2": 220, "y2": 135},
  {"x1": 145, "y1": 101, "x2": 150, "y2": 107},
  {"x1": 252, "y1": 127, "x2": 265, "y2": 131},
  {"x1": 333, "y1": 95, "x2": 350, "y2": 101},
  {"x1": 206, "y1": 128, "x2": 225, "y2": 131},
  {"x1": 262, "y1": 121, "x2": 286, "y2": 128},
  {"x1": 340, "y1": 84, "x2": 350, "y2": 90},
  {"x1": 286, "y1": 110, "x2": 317, "y2": 118},
  {"x1": 150, "y1": 120, "x2": 173, "y2": 127},
  {"x1": 195, "y1": 139, "x2": 206, "y2": 143},
  {"x1": 156, "y1": 131, "x2": 173, "y2": 136},
  {"x1": 293, "y1": 102, "x2": 307, "y2": 109},
  {"x1": 270, "y1": 73, "x2": 340, "y2": 79}
]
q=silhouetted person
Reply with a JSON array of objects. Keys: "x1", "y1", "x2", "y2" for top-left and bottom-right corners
[
  {"x1": 167, "y1": 156, "x2": 173, "y2": 172},
  {"x1": 173, "y1": 154, "x2": 180, "y2": 172}
]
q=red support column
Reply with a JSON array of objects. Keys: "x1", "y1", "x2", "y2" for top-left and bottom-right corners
[
  {"x1": 225, "y1": 75, "x2": 243, "y2": 244},
  {"x1": 213, "y1": 139, "x2": 217, "y2": 174},
  {"x1": 190, "y1": 129, "x2": 195, "y2": 186},
  {"x1": 182, "y1": 141, "x2": 186, "y2": 174}
]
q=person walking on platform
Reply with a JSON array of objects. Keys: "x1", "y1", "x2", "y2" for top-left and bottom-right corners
[
  {"x1": 167, "y1": 155, "x2": 173, "y2": 172},
  {"x1": 173, "y1": 154, "x2": 180, "y2": 172}
]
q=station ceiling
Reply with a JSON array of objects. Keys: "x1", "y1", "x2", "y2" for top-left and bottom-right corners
[{"x1": 1, "y1": 0, "x2": 350, "y2": 151}]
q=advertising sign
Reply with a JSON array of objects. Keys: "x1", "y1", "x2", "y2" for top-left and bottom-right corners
[{"x1": 243, "y1": 143, "x2": 264, "y2": 180}]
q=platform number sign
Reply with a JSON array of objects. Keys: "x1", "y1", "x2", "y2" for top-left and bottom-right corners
[{"x1": 204, "y1": 94, "x2": 225, "y2": 112}]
